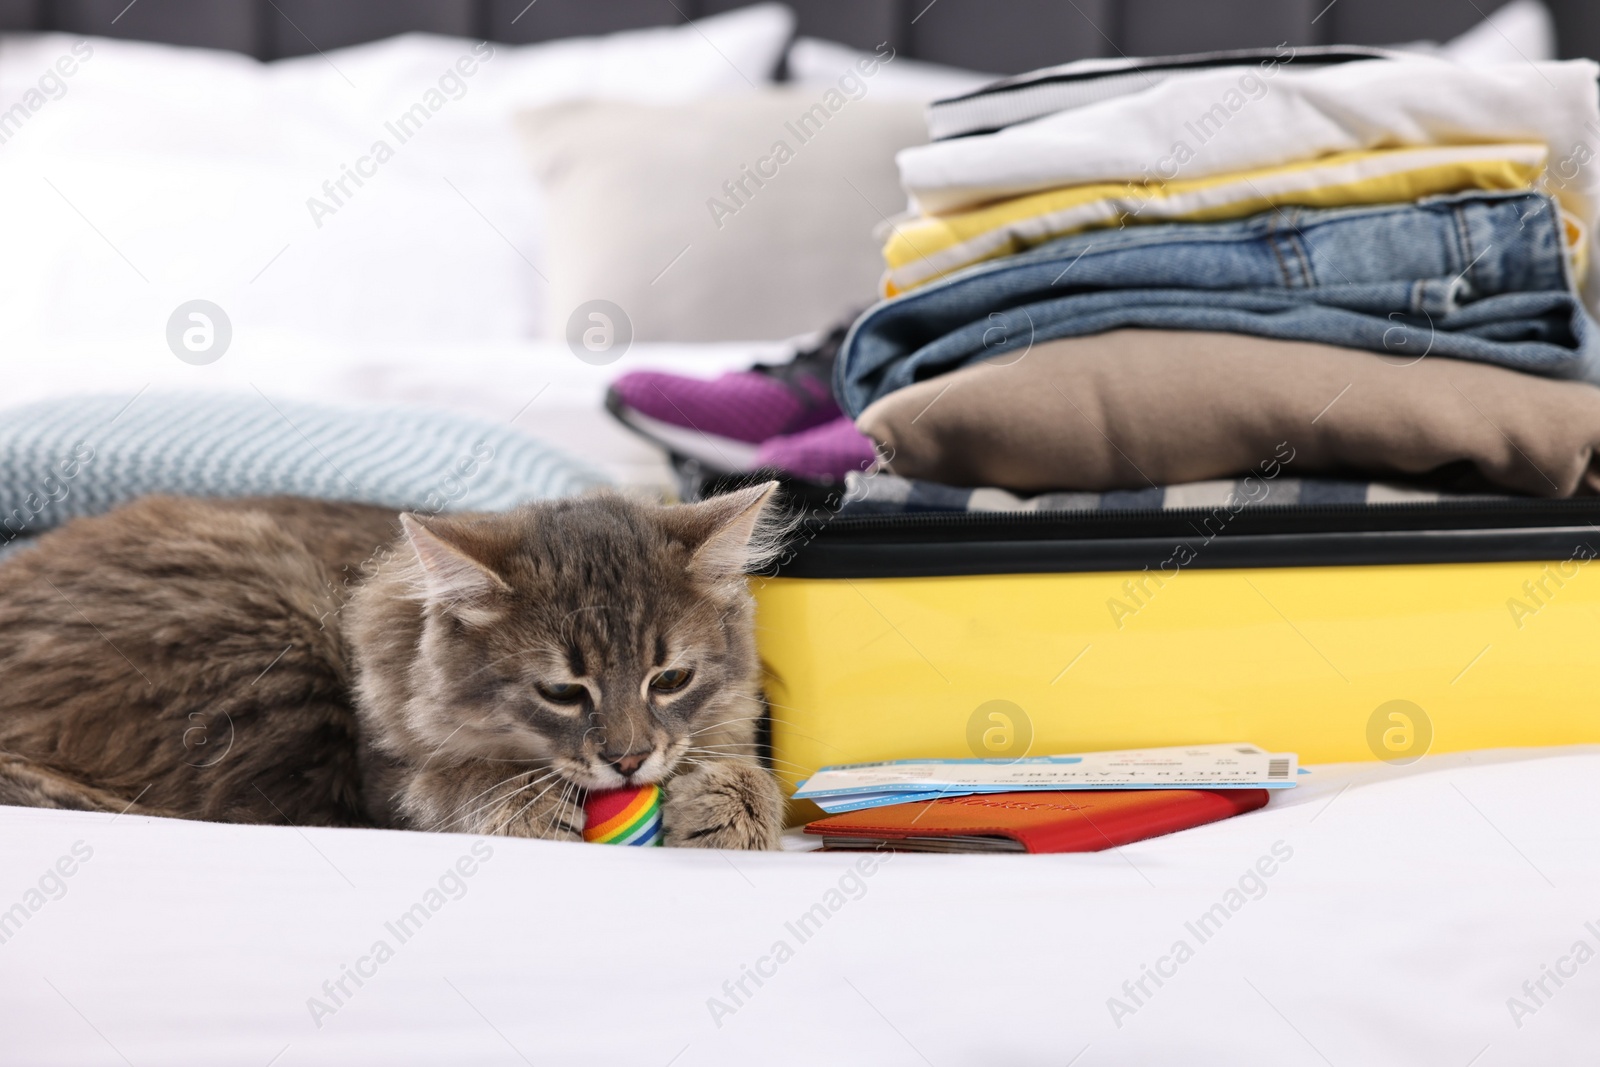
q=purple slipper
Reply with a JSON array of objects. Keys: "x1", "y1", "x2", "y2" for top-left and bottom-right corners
[
  {"x1": 605, "y1": 321, "x2": 850, "y2": 472},
  {"x1": 754, "y1": 416, "x2": 878, "y2": 483}
]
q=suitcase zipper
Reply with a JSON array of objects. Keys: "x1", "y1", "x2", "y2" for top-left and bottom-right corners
[{"x1": 774, "y1": 499, "x2": 1600, "y2": 578}]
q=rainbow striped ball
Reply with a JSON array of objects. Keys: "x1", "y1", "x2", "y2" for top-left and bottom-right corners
[{"x1": 582, "y1": 784, "x2": 663, "y2": 846}]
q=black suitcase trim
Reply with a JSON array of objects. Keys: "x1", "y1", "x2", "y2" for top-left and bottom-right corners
[{"x1": 774, "y1": 501, "x2": 1600, "y2": 579}]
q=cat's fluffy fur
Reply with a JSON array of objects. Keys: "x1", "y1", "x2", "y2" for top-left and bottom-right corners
[{"x1": 0, "y1": 486, "x2": 786, "y2": 848}]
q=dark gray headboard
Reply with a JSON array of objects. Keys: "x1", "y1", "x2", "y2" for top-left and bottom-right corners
[{"x1": 0, "y1": 0, "x2": 1593, "y2": 70}]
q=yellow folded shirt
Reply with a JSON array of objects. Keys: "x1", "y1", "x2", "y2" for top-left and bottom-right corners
[{"x1": 883, "y1": 143, "x2": 1551, "y2": 296}]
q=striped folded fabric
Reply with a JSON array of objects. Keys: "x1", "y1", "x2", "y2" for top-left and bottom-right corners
[
  {"x1": 835, "y1": 472, "x2": 1503, "y2": 518},
  {"x1": 923, "y1": 45, "x2": 1398, "y2": 141},
  {"x1": 882, "y1": 144, "x2": 1554, "y2": 295}
]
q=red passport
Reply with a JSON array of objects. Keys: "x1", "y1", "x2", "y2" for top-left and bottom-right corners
[{"x1": 804, "y1": 790, "x2": 1269, "y2": 853}]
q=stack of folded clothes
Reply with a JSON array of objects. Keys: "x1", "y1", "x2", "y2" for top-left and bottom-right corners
[{"x1": 832, "y1": 45, "x2": 1600, "y2": 514}]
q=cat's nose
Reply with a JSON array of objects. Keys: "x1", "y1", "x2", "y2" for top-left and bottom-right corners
[{"x1": 604, "y1": 751, "x2": 651, "y2": 778}]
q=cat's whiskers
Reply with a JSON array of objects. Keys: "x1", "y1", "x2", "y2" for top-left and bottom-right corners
[
  {"x1": 443, "y1": 775, "x2": 527, "y2": 826},
  {"x1": 443, "y1": 769, "x2": 544, "y2": 821},
  {"x1": 683, "y1": 745, "x2": 761, "y2": 762},
  {"x1": 443, "y1": 766, "x2": 560, "y2": 828},
  {"x1": 703, "y1": 708, "x2": 843, "y2": 753},
  {"x1": 497, "y1": 777, "x2": 563, "y2": 832},
  {"x1": 453, "y1": 769, "x2": 567, "y2": 831},
  {"x1": 752, "y1": 700, "x2": 819, "y2": 724},
  {"x1": 474, "y1": 755, "x2": 556, "y2": 763},
  {"x1": 492, "y1": 770, "x2": 572, "y2": 834},
  {"x1": 690, "y1": 714, "x2": 771, "y2": 734},
  {"x1": 685, "y1": 745, "x2": 811, "y2": 773},
  {"x1": 540, "y1": 778, "x2": 577, "y2": 836}
]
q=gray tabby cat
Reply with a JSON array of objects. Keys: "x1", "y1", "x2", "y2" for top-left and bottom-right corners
[{"x1": 0, "y1": 484, "x2": 786, "y2": 848}]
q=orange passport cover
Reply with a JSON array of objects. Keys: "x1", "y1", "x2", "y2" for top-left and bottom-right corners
[{"x1": 804, "y1": 790, "x2": 1270, "y2": 853}]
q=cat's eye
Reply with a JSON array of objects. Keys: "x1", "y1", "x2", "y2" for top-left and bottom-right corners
[
  {"x1": 537, "y1": 682, "x2": 587, "y2": 704},
  {"x1": 649, "y1": 668, "x2": 693, "y2": 693}
]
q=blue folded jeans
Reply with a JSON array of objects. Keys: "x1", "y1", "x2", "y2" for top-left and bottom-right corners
[{"x1": 836, "y1": 191, "x2": 1600, "y2": 417}]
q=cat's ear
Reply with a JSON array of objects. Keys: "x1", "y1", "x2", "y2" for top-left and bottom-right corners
[
  {"x1": 400, "y1": 514, "x2": 511, "y2": 614},
  {"x1": 686, "y1": 481, "x2": 784, "y2": 583}
]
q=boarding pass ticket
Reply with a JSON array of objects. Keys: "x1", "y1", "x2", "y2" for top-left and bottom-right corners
[{"x1": 793, "y1": 744, "x2": 1299, "y2": 801}]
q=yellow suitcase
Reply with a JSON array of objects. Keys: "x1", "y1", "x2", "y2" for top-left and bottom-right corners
[{"x1": 753, "y1": 501, "x2": 1600, "y2": 800}]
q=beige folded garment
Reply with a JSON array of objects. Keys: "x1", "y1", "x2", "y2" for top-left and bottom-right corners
[{"x1": 857, "y1": 330, "x2": 1600, "y2": 496}]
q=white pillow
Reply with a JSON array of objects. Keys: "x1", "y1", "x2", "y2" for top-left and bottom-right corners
[
  {"x1": 0, "y1": 4, "x2": 795, "y2": 352},
  {"x1": 785, "y1": 36, "x2": 995, "y2": 102},
  {"x1": 520, "y1": 90, "x2": 927, "y2": 342},
  {"x1": 1393, "y1": 0, "x2": 1557, "y2": 63},
  {"x1": 1439, "y1": 0, "x2": 1557, "y2": 63}
]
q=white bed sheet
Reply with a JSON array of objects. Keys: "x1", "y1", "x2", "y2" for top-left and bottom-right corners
[
  {"x1": 2, "y1": 747, "x2": 1597, "y2": 1065},
  {"x1": 0, "y1": 339, "x2": 782, "y2": 493}
]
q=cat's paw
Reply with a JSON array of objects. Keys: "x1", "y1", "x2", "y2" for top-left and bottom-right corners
[{"x1": 662, "y1": 760, "x2": 782, "y2": 850}]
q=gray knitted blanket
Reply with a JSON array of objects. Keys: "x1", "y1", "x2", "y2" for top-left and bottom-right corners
[{"x1": 0, "y1": 392, "x2": 605, "y2": 557}]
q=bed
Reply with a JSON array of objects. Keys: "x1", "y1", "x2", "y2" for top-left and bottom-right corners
[
  {"x1": 6, "y1": 748, "x2": 1598, "y2": 1064},
  {"x1": 3, "y1": 1, "x2": 1597, "y2": 1063}
]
